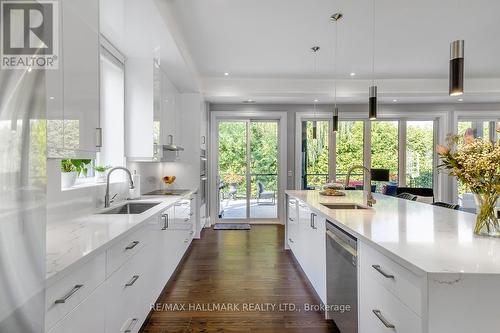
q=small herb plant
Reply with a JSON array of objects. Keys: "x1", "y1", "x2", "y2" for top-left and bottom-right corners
[
  {"x1": 61, "y1": 159, "x2": 76, "y2": 173},
  {"x1": 95, "y1": 165, "x2": 111, "y2": 173},
  {"x1": 60, "y1": 159, "x2": 92, "y2": 176}
]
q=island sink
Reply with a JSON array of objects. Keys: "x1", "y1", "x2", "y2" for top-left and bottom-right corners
[
  {"x1": 99, "y1": 202, "x2": 160, "y2": 215},
  {"x1": 321, "y1": 203, "x2": 370, "y2": 210}
]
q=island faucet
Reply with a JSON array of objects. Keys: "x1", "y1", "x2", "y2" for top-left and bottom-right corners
[
  {"x1": 344, "y1": 165, "x2": 376, "y2": 207},
  {"x1": 104, "y1": 167, "x2": 135, "y2": 208}
]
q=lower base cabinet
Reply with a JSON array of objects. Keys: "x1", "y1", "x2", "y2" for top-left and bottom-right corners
[
  {"x1": 48, "y1": 285, "x2": 105, "y2": 333},
  {"x1": 46, "y1": 197, "x2": 196, "y2": 333}
]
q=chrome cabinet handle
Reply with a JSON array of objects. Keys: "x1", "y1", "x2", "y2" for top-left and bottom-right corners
[
  {"x1": 190, "y1": 230, "x2": 194, "y2": 235},
  {"x1": 161, "y1": 213, "x2": 169, "y2": 230},
  {"x1": 310, "y1": 213, "x2": 317, "y2": 229},
  {"x1": 372, "y1": 310, "x2": 395, "y2": 328},
  {"x1": 372, "y1": 265, "x2": 395, "y2": 279},
  {"x1": 184, "y1": 218, "x2": 190, "y2": 222},
  {"x1": 184, "y1": 239, "x2": 189, "y2": 243},
  {"x1": 95, "y1": 128, "x2": 102, "y2": 148},
  {"x1": 288, "y1": 238, "x2": 294, "y2": 243},
  {"x1": 288, "y1": 217, "x2": 294, "y2": 222},
  {"x1": 125, "y1": 275, "x2": 140, "y2": 287},
  {"x1": 125, "y1": 241, "x2": 140, "y2": 250},
  {"x1": 54, "y1": 284, "x2": 84, "y2": 304},
  {"x1": 123, "y1": 318, "x2": 138, "y2": 333},
  {"x1": 189, "y1": 212, "x2": 194, "y2": 216}
]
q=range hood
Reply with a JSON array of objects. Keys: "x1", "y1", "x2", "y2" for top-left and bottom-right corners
[{"x1": 163, "y1": 135, "x2": 184, "y2": 152}]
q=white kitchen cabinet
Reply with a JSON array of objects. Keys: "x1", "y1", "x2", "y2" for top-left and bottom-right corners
[
  {"x1": 287, "y1": 198, "x2": 326, "y2": 304},
  {"x1": 161, "y1": 69, "x2": 180, "y2": 149},
  {"x1": 47, "y1": 0, "x2": 100, "y2": 158},
  {"x1": 286, "y1": 196, "x2": 298, "y2": 250},
  {"x1": 48, "y1": 284, "x2": 105, "y2": 333},
  {"x1": 125, "y1": 58, "x2": 157, "y2": 160}
]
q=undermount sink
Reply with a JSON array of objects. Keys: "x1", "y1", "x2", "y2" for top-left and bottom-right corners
[
  {"x1": 321, "y1": 203, "x2": 370, "y2": 210},
  {"x1": 99, "y1": 202, "x2": 160, "y2": 215}
]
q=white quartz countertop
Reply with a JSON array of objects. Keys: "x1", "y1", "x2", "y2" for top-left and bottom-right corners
[
  {"x1": 286, "y1": 190, "x2": 500, "y2": 275},
  {"x1": 46, "y1": 191, "x2": 195, "y2": 284}
]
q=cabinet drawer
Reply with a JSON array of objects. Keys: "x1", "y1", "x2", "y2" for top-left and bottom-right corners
[
  {"x1": 360, "y1": 271, "x2": 422, "y2": 333},
  {"x1": 45, "y1": 252, "x2": 105, "y2": 331},
  {"x1": 106, "y1": 226, "x2": 150, "y2": 277},
  {"x1": 47, "y1": 284, "x2": 105, "y2": 333},
  {"x1": 360, "y1": 242, "x2": 424, "y2": 316},
  {"x1": 105, "y1": 246, "x2": 153, "y2": 333}
]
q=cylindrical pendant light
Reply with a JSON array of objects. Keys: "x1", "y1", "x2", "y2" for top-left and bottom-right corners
[
  {"x1": 449, "y1": 40, "x2": 464, "y2": 96},
  {"x1": 369, "y1": 86, "x2": 377, "y2": 120},
  {"x1": 332, "y1": 107, "x2": 339, "y2": 132},
  {"x1": 311, "y1": 46, "x2": 320, "y2": 139},
  {"x1": 331, "y1": 13, "x2": 342, "y2": 133},
  {"x1": 368, "y1": 0, "x2": 377, "y2": 120}
]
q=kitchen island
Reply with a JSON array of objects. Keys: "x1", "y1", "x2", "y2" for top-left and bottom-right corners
[{"x1": 286, "y1": 190, "x2": 500, "y2": 333}]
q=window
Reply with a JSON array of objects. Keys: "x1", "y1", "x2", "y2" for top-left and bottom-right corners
[
  {"x1": 406, "y1": 121, "x2": 434, "y2": 188},
  {"x1": 98, "y1": 45, "x2": 125, "y2": 182},
  {"x1": 336, "y1": 121, "x2": 364, "y2": 186},
  {"x1": 301, "y1": 120, "x2": 329, "y2": 189},
  {"x1": 371, "y1": 121, "x2": 399, "y2": 183}
]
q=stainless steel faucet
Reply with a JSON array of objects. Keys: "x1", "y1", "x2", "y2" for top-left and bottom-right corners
[
  {"x1": 104, "y1": 167, "x2": 135, "y2": 208},
  {"x1": 344, "y1": 165, "x2": 377, "y2": 207}
]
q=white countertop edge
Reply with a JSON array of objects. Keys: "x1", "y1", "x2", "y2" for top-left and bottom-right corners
[{"x1": 46, "y1": 190, "x2": 196, "y2": 285}]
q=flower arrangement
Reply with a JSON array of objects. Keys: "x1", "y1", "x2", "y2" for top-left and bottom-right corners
[{"x1": 437, "y1": 126, "x2": 500, "y2": 237}]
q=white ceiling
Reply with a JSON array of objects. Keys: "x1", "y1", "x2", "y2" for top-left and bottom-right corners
[{"x1": 165, "y1": 0, "x2": 500, "y2": 104}]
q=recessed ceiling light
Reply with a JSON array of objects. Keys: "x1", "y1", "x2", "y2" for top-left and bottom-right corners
[
  {"x1": 392, "y1": 99, "x2": 398, "y2": 102},
  {"x1": 224, "y1": 72, "x2": 229, "y2": 76},
  {"x1": 243, "y1": 99, "x2": 255, "y2": 104},
  {"x1": 49, "y1": 96, "x2": 55, "y2": 100},
  {"x1": 458, "y1": 98, "x2": 464, "y2": 102},
  {"x1": 314, "y1": 99, "x2": 319, "y2": 102},
  {"x1": 350, "y1": 72, "x2": 356, "y2": 77}
]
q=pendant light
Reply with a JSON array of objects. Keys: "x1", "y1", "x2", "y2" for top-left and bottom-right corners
[
  {"x1": 368, "y1": 0, "x2": 377, "y2": 120},
  {"x1": 311, "y1": 46, "x2": 320, "y2": 139},
  {"x1": 449, "y1": 40, "x2": 464, "y2": 96},
  {"x1": 330, "y1": 13, "x2": 342, "y2": 132}
]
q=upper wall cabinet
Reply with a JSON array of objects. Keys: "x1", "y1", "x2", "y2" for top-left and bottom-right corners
[
  {"x1": 125, "y1": 58, "x2": 157, "y2": 161},
  {"x1": 47, "y1": 0, "x2": 100, "y2": 159}
]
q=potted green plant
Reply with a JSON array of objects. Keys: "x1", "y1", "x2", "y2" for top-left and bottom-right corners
[
  {"x1": 61, "y1": 159, "x2": 77, "y2": 188},
  {"x1": 71, "y1": 159, "x2": 92, "y2": 177},
  {"x1": 95, "y1": 165, "x2": 111, "y2": 183}
]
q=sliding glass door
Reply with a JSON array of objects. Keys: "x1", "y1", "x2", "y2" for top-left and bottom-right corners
[{"x1": 217, "y1": 120, "x2": 279, "y2": 221}]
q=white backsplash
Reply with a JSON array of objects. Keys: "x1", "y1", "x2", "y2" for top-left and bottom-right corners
[{"x1": 47, "y1": 159, "x2": 130, "y2": 224}]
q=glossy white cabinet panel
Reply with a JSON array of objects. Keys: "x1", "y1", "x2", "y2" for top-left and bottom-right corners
[
  {"x1": 359, "y1": 268, "x2": 421, "y2": 333},
  {"x1": 106, "y1": 225, "x2": 149, "y2": 278},
  {"x1": 359, "y1": 241, "x2": 425, "y2": 316},
  {"x1": 45, "y1": 253, "x2": 105, "y2": 331},
  {"x1": 47, "y1": 0, "x2": 100, "y2": 158},
  {"x1": 48, "y1": 284, "x2": 105, "y2": 333}
]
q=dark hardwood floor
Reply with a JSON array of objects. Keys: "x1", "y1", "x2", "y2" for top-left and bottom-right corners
[{"x1": 140, "y1": 224, "x2": 338, "y2": 332}]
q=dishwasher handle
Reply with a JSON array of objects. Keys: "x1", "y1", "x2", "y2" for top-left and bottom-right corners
[{"x1": 326, "y1": 229, "x2": 357, "y2": 257}]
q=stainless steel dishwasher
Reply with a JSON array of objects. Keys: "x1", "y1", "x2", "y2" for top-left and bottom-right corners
[{"x1": 326, "y1": 221, "x2": 358, "y2": 333}]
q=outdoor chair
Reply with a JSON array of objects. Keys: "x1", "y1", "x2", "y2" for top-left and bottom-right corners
[{"x1": 257, "y1": 181, "x2": 275, "y2": 205}]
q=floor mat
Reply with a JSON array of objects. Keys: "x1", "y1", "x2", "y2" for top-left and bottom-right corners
[{"x1": 213, "y1": 223, "x2": 251, "y2": 230}]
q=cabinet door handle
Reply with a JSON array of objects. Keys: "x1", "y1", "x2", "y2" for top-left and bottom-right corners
[
  {"x1": 189, "y1": 212, "x2": 194, "y2": 216},
  {"x1": 288, "y1": 217, "x2": 294, "y2": 222},
  {"x1": 372, "y1": 310, "x2": 395, "y2": 328},
  {"x1": 125, "y1": 241, "x2": 140, "y2": 250},
  {"x1": 184, "y1": 239, "x2": 189, "y2": 243},
  {"x1": 125, "y1": 275, "x2": 140, "y2": 287},
  {"x1": 288, "y1": 238, "x2": 294, "y2": 243},
  {"x1": 123, "y1": 318, "x2": 138, "y2": 332},
  {"x1": 190, "y1": 230, "x2": 194, "y2": 235},
  {"x1": 310, "y1": 213, "x2": 317, "y2": 229},
  {"x1": 161, "y1": 214, "x2": 169, "y2": 230},
  {"x1": 95, "y1": 128, "x2": 102, "y2": 148},
  {"x1": 371, "y1": 265, "x2": 395, "y2": 279},
  {"x1": 184, "y1": 218, "x2": 190, "y2": 222},
  {"x1": 54, "y1": 284, "x2": 84, "y2": 304}
]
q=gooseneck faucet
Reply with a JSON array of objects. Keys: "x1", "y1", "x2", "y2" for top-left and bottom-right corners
[
  {"x1": 104, "y1": 167, "x2": 135, "y2": 208},
  {"x1": 344, "y1": 165, "x2": 376, "y2": 207}
]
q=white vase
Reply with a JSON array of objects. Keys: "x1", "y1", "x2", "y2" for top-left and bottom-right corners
[
  {"x1": 61, "y1": 172, "x2": 77, "y2": 189},
  {"x1": 95, "y1": 171, "x2": 107, "y2": 183}
]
